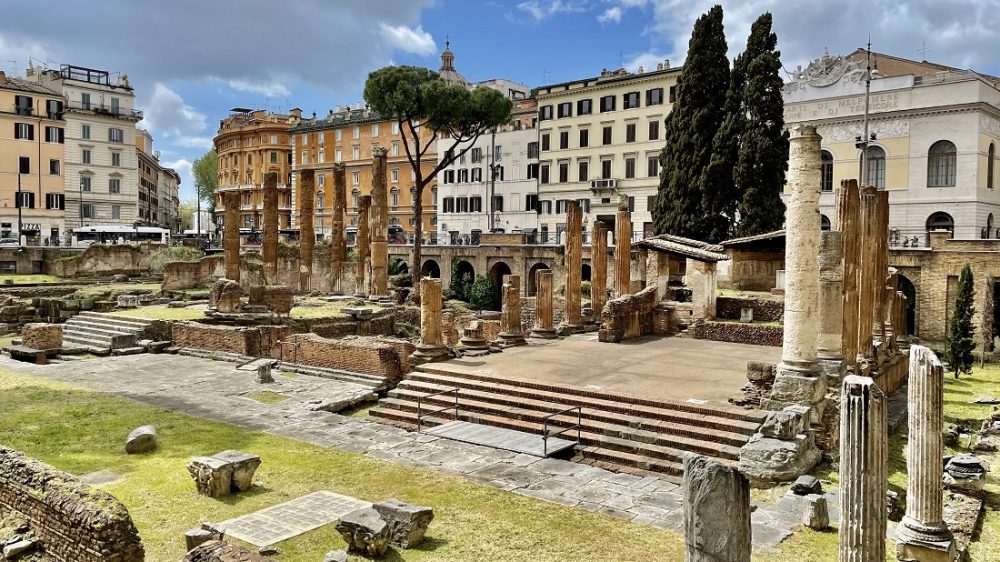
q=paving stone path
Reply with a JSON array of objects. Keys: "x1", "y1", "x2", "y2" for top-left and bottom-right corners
[
  {"x1": 220, "y1": 491, "x2": 371, "y2": 546},
  {"x1": 0, "y1": 354, "x2": 807, "y2": 551}
]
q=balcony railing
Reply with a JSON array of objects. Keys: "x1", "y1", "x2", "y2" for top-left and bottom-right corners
[{"x1": 65, "y1": 100, "x2": 142, "y2": 120}]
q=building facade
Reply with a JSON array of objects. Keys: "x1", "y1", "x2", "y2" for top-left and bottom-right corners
[
  {"x1": 784, "y1": 50, "x2": 1000, "y2": 242},
  {"x1": 213, "y1": 108, "x2": 297, "y2": 233},
  {"x1": 28, "y1": 64, "x2": 141, "y2": 231},
  {"x1": 158, "y1": 166, "x2": 180, "y2": 232},
  {"x1": 0, "y1": 71, "x2": 66, "y2": 245},
  {"x1": 136, "y1": 128, "x2": 158, "y2": 226},
  {"x1": 535, "y1": 63, "x2": 680, "y2": 244}
]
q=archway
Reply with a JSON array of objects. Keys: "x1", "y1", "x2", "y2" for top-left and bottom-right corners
[
  {"x1": 897, "y1": 274, "x2": 917, "y2": 336},
  {"x1": 527, "y1": 262, "x2": 551, "y2": 296},
  {"x1": 421, "y1": 259, "x2": 441, "y2": 278},
  {"x1": 390, "y1": 257, "x2": 409, "y2": 276},
  {"x1": 453, "y1": 260, "x2": 475, "y2": 301},
  {"x1": 820, "y1": 214, "x2": 831, "y2": 231},
  {"x1": 489, "y1": 261, "x2": 512, "y2": 310},
  {"x1": 925, "y1": 212, "x2": 954, "y2": 245},
  {"x1": 581, "y1": 263, "x2": 592, "y2": 282}
]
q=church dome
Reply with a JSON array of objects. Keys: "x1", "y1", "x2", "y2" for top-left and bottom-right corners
[{"x1": 438, "y1": 40, "x2": 469, "y2": 87}]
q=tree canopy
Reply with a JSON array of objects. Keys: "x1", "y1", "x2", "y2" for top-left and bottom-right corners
[
  {"x1": 945, "y1": 263, "x2": 976, "y2": 378},
  {"x1": 192, "y1": 149, "x2": 218, "y2": 215}
]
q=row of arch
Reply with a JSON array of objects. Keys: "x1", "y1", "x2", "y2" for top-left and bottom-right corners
[{"x1": 819, "y1": 139, "x2": 964, "y2": 190}]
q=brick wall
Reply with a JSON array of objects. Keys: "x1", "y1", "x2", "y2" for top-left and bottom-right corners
[
  {"x1": 0, "y1": 445, "x2": 144, "y2": 562},
  {"x1": 598, "y1": 285, "x2": 658, "y2": 343},
  {"x1": 172, "y1": 322, "x2": 292, "y2": 357},
  {"x1": 725, "y1": 249, "x2": 784, "y2": 291},
  {"x1": 690, "y1": 320, "x2": 783, "y2": 347},
  {"x1": 284, "y1": 333, "x2": 409, "y2": 384},
  {"x1": 20, "y1": 323, "x2": 62, "y2": 350},
  {"x1": 716, "y1": 296, "x2": 784, "y2": 323},
  {"x1": 161, "y1": 255, "x2": 224, "y2": 291}
]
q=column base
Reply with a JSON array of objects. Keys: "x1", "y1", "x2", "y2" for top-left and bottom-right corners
[
  {"x1": 530, "y1": 327, "x2": 558, "y2": 339},
  {"x1": 558, "y1": 323, "x2": 584, "y2": 335},
  {"x1": 409, "y1": 344, "x2": 452, "y2": 366},
  {"x1": 497, "y1": 333, "x2": 527, "y2": 347},
  {"x1": 761, "y1": 367, "x2": 827, "y2": 424},
  {"x1": 458, "y1": 336, "x2": 490, "y2": 351},
  {"x1": 895, "y1": 519, "x2": 956, "y2": 562}
]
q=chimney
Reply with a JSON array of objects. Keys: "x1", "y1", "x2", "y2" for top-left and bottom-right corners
[
  {"x1": 289, "y1": 108, "x2": 302, "y2": 119},
  {"x1": 637, "y1": 66, "x2": 644, "y2": 74},
  {"x1": 663, "y1": 58, "x2": 670, "y2": 69},
  {"x1": 656, "y1": 63, "x2": 663, "y2": 71},
  {"x1": 0, "y1": 71, "x2": 5, "y2": 84}
]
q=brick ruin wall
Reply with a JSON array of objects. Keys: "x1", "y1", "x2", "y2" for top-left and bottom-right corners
[
  {"x1": 0, "y1": 445, "x2": 144, "y2": 562},
  {"x1": 598, "y1": 285, "x2": 658, "y2": 343},
  {"x1": 20, "y1": 323, "x2": 62, "y2": 349},
  {"x1": 161, "y1": 255, "x2": 224, "y2": 291},
  {"x1": 715, "y1": 295, "x2": 784, "y2": 323},
  {"x1": 48, "y1": 243, "x2": 168, "y2": 278},
  {"x1": 172, "y1": 322, "x2": 292, "y2": 357},
  {"x1": 690, "y1": 320, "x2": 783, "y2": 347},
  {"x1": 284, "y1": 333, "x2": 411, "y2": 384}
]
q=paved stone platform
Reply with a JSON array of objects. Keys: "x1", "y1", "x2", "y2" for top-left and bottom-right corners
[
  {"x1": 219, "y1": 491, "x2": 371, "y2": 546},
  {"x1": 425, "y1": 420, "x2": 577, "y2": 457}
]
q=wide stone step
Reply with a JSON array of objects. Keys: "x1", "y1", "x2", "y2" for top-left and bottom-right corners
[
  {"x1": 62, "y1": 322, "x2": 134, "y2": 339},
  {"x1": 276, "y1": 362, "x2": 387, "y2": 390},
  {"x1": 65, "y1": 318, "x2": 148, "y2": 336},
  {"x1": 61, "y1": 332, "x2": 129, "y2": 347},
  {"x1": 77, "y1": 311, "x2": 155, "y2": 329}
]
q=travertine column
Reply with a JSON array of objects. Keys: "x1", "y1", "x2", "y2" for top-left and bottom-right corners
[
  {"x1": 839, "y1": 375, "x2": 887, "y2": 562},
  {"x1": 883, "y1": 273, "x2": 898, "y2": 352},
  {"x1": 330, "y1": 163, "x2": 347, "y2": 294},
  {"x1": 369, "y1": 146, "x2": 389, "y2": 299},
  {"x1": 354, "y1": 196, "x2": 371, "y2": 297},
  {"x1": 591, "y1": 221, "x2": 608, "y2": 320},
  {"x1": 614, "y1": 203, "x2": 632, "y2": 297},
  {"x1": 688, "y1": 259, "x2": 718, "y2": 320},
  {"x1": 895, "y1": 346, "x2": 956, "y2": 562},
  {"x1": 635, "y1": 247, "x2": 648, "y2": 290},
  {"x1": 837, "y1": 180, "x2": 861, "y2": 374},
  {"x1": 222, "y1": 190, "x2": 241, "y2": 282},
  {"x1": 817, "y1": 231, "x2": 845, "y2": 367},
  {"x1": 531, "y1": 269, "x2": 557, "y2": 339},
  {"x1": 499, "y1": 275, "x2": 526, "y2": 346},
  {"x1": 262, "y1": 171, "x2": 279, "y2": 283},
  {"x1": 683, "y1": 453, "x2": 751, "y2": 562},
  {"x1": 409, "y1": 278, "x2": 450, "y2": 365},
  {"x1": 856, "y1": 186, "x2": 879, "y2": 368},
  {"x1": 299, "y1": 169, "x2": 315, "y2": 291},
  {"x1": 874, "y1": 191, "x2": 890, "y2": 343},
  {"x1": 562, "y1": 201, "x2": 583, "y2": 331},
  {"x1": 894, "y1": 292, "x2": 910, "y2": 350}
]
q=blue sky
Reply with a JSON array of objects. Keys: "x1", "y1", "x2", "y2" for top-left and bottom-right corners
[{"x1": 4, "y1": 0, "x2": 1000, "y2": 201}]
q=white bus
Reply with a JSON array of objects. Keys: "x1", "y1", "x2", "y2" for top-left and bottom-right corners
[{"x1": 74, "y1": 226, "x2": 171, "y2": 245}]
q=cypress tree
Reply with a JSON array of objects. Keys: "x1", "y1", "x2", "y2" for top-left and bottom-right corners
[
  {"x1": 701, "y1": 52, "x2": 746, "y2": 243},
  {"x1": 945, "y1": 263, "x2": 976, "y2": 378},
  {"x1": 654, "y1": 5, "x2": 729, "y2": 240},
  {"x1": 734, "y1": 12, "x2": 788, "y2": 237}
]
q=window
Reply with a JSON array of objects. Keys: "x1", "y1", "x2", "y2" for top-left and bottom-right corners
[
  {"x1": 18, "y1": 156, "x2": 29, "y2": 174},
  {"x1": 540, "y1": 200, "x2": 552, "y2": 214},
  {"x1": 457, "y1": 197, "x2": 468, "y2": 212},
  {"x1": 112, "y1": 205, "x2": 121, "y2": 220},
  {"x1": 990, "y1": 143, "x2": 997, "y2": 190},
  {"x1": 602, "y1": 126, "x2": 612, "y2": 145},
  {"x1": 821, "y1": 150, "x2": 834, "y2": 192},
  {"x1": 458, "y1": 169, "x2": 469, "y2": 183},
  {"x1": 391, "y1": 169, "x2": 399, "y2": 182},
  {"x1": 579, "y1": 129, "x2": 589, "y2": 147},
  {"x1": 15, "y1": 192, "x2": 34, "y2": 209},
  {"x1": 625, "y1": 157, "x2": 636, "y2": 179},
  {"x1": 623, "y1": 91, "x2": 640, "y2": 109},
  {"x1": 45, "y1": 126, "x2": 64, "y2": 143},
  {"x1": 81, "y1": 124, "x2": 90, "y2": 139},
  {"x1": 371, "y1": 124, "x2": 379, "y2": 136},
  {"x1": 527, "y1": 163, "x2": 539, "y2": 179},
  {"x1": 470, "y1": 196, "x2": 482, "y2": 212},
  {"x1": 82, "y1": 148, "x2": 91, "y2": 164},
  {"x1": 14, "y1": 95, "x2": 32, "y2": 116},
  {"x1": 109, "y1": 178, "x2": 121, "y2": 194},
  {"x1": 577, "y1": 99, "x2": 592, "y2": 115},
  {"x1": 391, "y1": 141, "x2": 399, "y2": 156},
  {"x1": 352, "y1": 146, "x2": 360, "y2": 160},
  {"x1": 335, "y1": 148, "x2": 342, "y2": 162},
  {"x1": 46, "y1": 193, "x2": 64, "y2": 210},
  {"x1": 318, "y1": 148, "x2": 325, "y2": 163},
  {"x1": 578, "y1": 160, "x2": 589, "y2": 182},
  {"x1": 390, "y1": 188, "x2": 399, "y2": 208},
  {"x1": 352, "y1": 189, "x2": 360, "y2": 208},
  {"x1": 472, "y1": 167, "x2": 482, "y2": 182},
  {"x1": 81, "y1": 176, "x2": 92, "y2": 192},
  {"x1": 300, "y1": 150, "x2": 308, "y2": 165},
  {"x1": 559, "y1": 131, "x2": 569, "y2": 149},
  {"x1": 866, "y1": 146, "x2": 885, "y2": 188},
  {"x1": 647, "y1": 155, "x2": 659, "y2": 177},
  {"x1": 80, "y1": 203, "x2": 95, "y2": 219},
  {"x1": 334, "y1": 129, "x2": 342, "y2": 142},
  {"x1": 926, "y1": 212, "x2": 955, "y2": 236},
  {"x1": 541, "y1": 133, "x2": 550, "y2": 151},
  {"x1": 14, "y1": 123, "x2": 33, "y2": 140},
  {"x1": 443, "y1": 197, "x2": 455, "y2": 213},
  {"x1": 557, "y1": 102, "x2": 572, "y2": 118},
  {"x1": 526, "y1": 194, "x2": 538, "y2": 212},
  {"x1": 927, "y1": 140, "x2": 957, "y2": 187},
  {"x1": 556, "y1": 200, "x2": 567, "y2": 214},
  {"x1": 669, "y1": 86, "x2": 677, "y2": 103},
  {"x1": 391, "y1": 122, "x2": 399, "y2": 135},
  {"x1": 494, "y1": 195, "x2": 504, "y2": 212},
  {"x1": 352, "y1": 171, "x2": 360, "y2": 185},
  {"x1": 646, "y1": 88, "x2": 664, "y2": 106},
  {"x1": 540, "y1": 164, "x2": 550, "y2": 184},
  {"x1": 494, "y1": 145, "x2": 502, "y2": 161},
  {"x1": 528, "y1": 141, "x2": 539, "y2": 158},
  {"x1": 540, "y1": 105, "x2": 553, "y2": 120},
  {"x1": 601, "y1": 159, "x2": 612, "y2": 179},
  {"x1": 352, "y1": 126, "x2": 360, "y2": 139},
  {"x1": 600, "y1": 95, "x2": 616, "y2": 112},
  {"x1": 318, "y1": 174, "x2": 326, "y2": 187},
  {"x1": 626, "y1": 123, "x2": 636, "y2": 143},
  {"x1": 647, "y1": 195, "x2": 656, "y2": 212},
  {"x1": 443, "y1": 169, "x2": 454, "y2": 184},
  {"x1": 108, "y1": 128, "x2": 123, "y2": 143},
  {"x1": 559, "y1": 162, "x2": 569, "y2": 183},
  {"x1": 112, "y1": 151, "x2": 122, "y2": 167},
  {"x1": 577, "y1": 198, "x2": 590, "y2": 213},
  {"x1": 110, "y1": 97, "x2": 120, "y2": 115},
  {"x1": 648, "y1": 121, "x2": 660, "y2": 141},
  {"x1": 49, "y1": 159, "x2": 60, "y2": 175},
  {"x1": 471, "y1": 147, "x2": 482, "y2": 163}
]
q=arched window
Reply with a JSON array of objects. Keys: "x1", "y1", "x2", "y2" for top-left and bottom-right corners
[
  {"x1": 988, "y1": 213, "x2": 995, "y2": 239},
  {"x1": 866, "y1": 146, "x2": 885, "y2": 188},
  {"x1": 989, "y1": 143, "x2": 996, "y2": 189},
  {"x1": 926, "y1": 212, "x2": 955, "y2": 239},
  {"x1": 351, "y1": 188, "x2": 360, "y2": 210},
  {"x1": 820, "y1": 150, "x2": 834, "y2": 192},
  {"x1": 820, "y1": 214, "x2": 831, "y2": 231},
  {"x1": 390, "y1": 187, "x2": 399, "y2": 209},
  {"x1": 927, "y1": 140, "x2": 957, "y2": 187},
  {"x1": 316, "y1": 190, "x2": 324, "y2": 209}
]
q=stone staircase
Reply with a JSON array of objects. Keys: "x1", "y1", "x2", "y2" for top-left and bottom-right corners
[
  {"x1": 369, "y1": 366, "x2": 767, "y2": 481},
  {"x1": 62, "y1": 311, "x2": 154, "y2": 354}
]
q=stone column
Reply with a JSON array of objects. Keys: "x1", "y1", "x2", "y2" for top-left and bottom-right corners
[
  {"x1": 531, "y1": 269, "x2": 557, "y2": 339},
  {"x1": 634, "y1": 247, "x2": 649, "y2": 292},
  {"x1": 837, "y1": 180, "x2": 861, "y2": 374},
  {"x1": 856, "y1": 187, "x2": 879, "y2": 368},
  {"x1": 765, "y1": 125, "x2": 825, "y2": 422},
  {"x1": 330, "y1": 163, "x2": 347, "y2": 294},
  {"x1": 683, "y1": 453, "x2": 751, "y2": 562},
  {"x1": 817, "y1": 230, "x2": 845, "y2": 371},
  {"x1": 262, "y1": 171, "x2": 279, "y2": 283},
  {"x1": 562, "y1": 201, "x2": 583, "y2": 331},
  {"x1": 299, "y1": 169, "x2": 315, "y2": 291},
  {"x1": 687, "y1": 259, "x2": 718, "y2": 320},
  {"x1": 499, "y1": 275, "x2": 526, "y2": 346},
  {"x1": 895, "y1": 346, "x2": 956, "y2": 562},
  {"x1": 894, "y1": 291, "x2": 910, "y2": 350},
  {"x1": 614, "y1": 203, "x2": 632, "y2": 297},
  {"x1": 839, "y1": 375, "x2": 887, "y2": 562},
  {"x1": 591, "y1": 221, "x2": 608, "y2": 321},
  {"x1": 874, "y1": 191, "x2": 890, "y2": 344},
  {"x1": 354, "y1": 196, "x2": 371, "y2": 297},
  {"x1": 410, "y1": 278, "x2": 450, "y2": 365},
  {"x1": 222, "y1": 190, "x2": 241, "y2": 283},
  {"x1": 369, "y1": 146, "x2": 389, "y2": 299}
]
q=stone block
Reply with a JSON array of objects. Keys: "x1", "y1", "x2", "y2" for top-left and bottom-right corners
[
  {"x1": 256, "y1": 363, "x2": 273, "y2": 384},
  {"x1": 740, "y1": 307, "x2": 753, "y2": 323},
  {"x1": 791, "y1": 475, "x2": 821, "y2": 495},
  {"x1": 802, "y1": 494, "x2": 830, "y2": 530},
  {"x1": 682, "y1": 454, "x2": 751, "y2": 562},
  {"x1": 738, "y1": 433, "x2": 821, "y2": 486},
  {"x1": 757, "y1": 408, "x2": 804, "y2": 440},
  {"x1": 212, "y1": 450, "x2": 261, "y2": 492},
  {"x1": 125, "y1": 425, "x2": 157, "y2": 454},
  {"x1": 20, "y1": 323, "x2": 62, "y2": 350},
  {"x1": 186, "y1": 456, "x2": 233, "y2": 498},
  {"x1": 336, "y1": 507, "x2": 391, "y2": 557},
  {"x1": 943, "y1": 454, "x2": 989, "y2": 492},
  {"x1": 746, "y1": 361, "x2": 777, "y2": 383},
  {"x1": 373, "y1": 498, "x2": 434, "y2": 548},
  {"x1": 184, "y1": 528, "x2": 215, "y2": 551},
  {"x1": 323, "y1": 551, "x2": 349, "y2": 562}
]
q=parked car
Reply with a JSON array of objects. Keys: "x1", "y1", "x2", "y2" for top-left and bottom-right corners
[{"x1": 0, "y1": 238, "x2": 19, "y2": 247}]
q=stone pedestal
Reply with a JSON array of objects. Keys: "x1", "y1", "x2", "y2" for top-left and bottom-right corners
[
  {"x1": 683, "y1": 453, "x2": 751, "y2": 562},
  {"x1": 410, "y1": 278, "x2": 450, "y2": 365},
  {"x1": 299, "y1": 169, "x2": 315, "y2": 291},
  {"x1": 614, "y1": 207, "x2": 632, "y2": 298},
  {"x1": 738, "y1": 406, "x2": 821, "y2": 486},
  {"x1": 330, "y1": 163, "x2": 347, "y2": 294},
  {"x1": 561, "y1": 201, "x2": 583, "y2": 331},
  {"x1": 459, "y1": 321, "x2": 490, "y2": 350},
  {"x1": 355, "y1": 196, "x2": 371, "y2": 297},
  {"x1": 531, "y1": 269, "x2": 557, "y2": 339},
  {"x1": 895, "y1": 346, "x2": 956, "y2": 562},
  {"x1": 591, "y1": 221, "x2": 609, "y2": 322},
  {"x1": 222, "y1": 190, "x2": 241, "y2": 282},
  {"x1": 839, "y1": 375, "x2": 887, "y2": 562},
  {"x1": 336, "y1": 508, "x2": 390, "y2": 558},
  {"x1": 372, "y1": 498, "x2": 434, "y2": 549},
  {"x1": 687, "y1": 259, "x2": 717, "y2": 320},
  {"x1": 369, "y1": 146, "x2": 389, "y2": 299},
  {"x1": 261, "y1": 171, "x2": 279, "y2": 283},
  {"x1": 499, "y1": 275, "x2": 526, "y2": 346}
]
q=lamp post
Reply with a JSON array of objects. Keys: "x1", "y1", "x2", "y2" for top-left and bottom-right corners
[
  {"x1": 855, "y1": 39, "x2": 880, "y2": 187},
  {"x1": 79, "y1": 176, "x2": 85, "y2": 228},
  {"x1": 16, "y1": 172, "x2": 23, "y2": 246}
]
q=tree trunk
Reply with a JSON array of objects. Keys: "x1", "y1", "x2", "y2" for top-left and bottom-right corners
[{"x1": 411, "y1": 182, "x2": 424, "y2": 292}]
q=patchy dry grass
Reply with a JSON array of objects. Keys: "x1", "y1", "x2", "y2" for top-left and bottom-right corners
[
  {"x1": 243, "y1": 390, "x2": 290, "y2": 404},
  {"x1": 110, "y1": 305, "x2": 205, "y2": 321},
  {"x1": 0, "y1": 274, "x2": 65, "y2": 284}
]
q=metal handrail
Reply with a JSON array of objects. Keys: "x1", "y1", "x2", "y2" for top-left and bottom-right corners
[
  {"x1": 416, "y1": 387, "x2": 460, "y2": 432},
  {"x1": 276, "y1": 340, "x2": 300, "y2": 364},
  {"x1": 542, "y1": 405, "x2": 583, "y2": 456}
]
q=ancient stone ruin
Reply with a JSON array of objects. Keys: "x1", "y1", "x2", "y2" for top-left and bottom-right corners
[
  {"x1": 683, "y1": 453, "x2": 751, "y2": 562},
  {"x1": 369, "y1": 145, "x2": 390, "y2": 300},
  {"x1": 186, "y1": 450, "x2": 261, "y2": 498},
  {"x1": 299, "y1": 168, "x2": 316, "y2": 291}
]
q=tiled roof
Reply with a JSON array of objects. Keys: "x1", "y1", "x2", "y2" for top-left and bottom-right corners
[
  {"x1": 635, "y1": 236, "x2": 729, "y2": 262},
  {"x1": 0, "y1": 75, "x2": 60, "y2": 96},
  {"x1": 720, "y1": 230, "x2": 786, "y2": 247}
]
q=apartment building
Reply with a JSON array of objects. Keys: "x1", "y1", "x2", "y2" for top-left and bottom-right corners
[
  {"x1": 0, "y1": 71, "x2": 66, "y2": 245},
  {"x1": 28, "y1": 64, "x2": 141, "y2": 229},
  {"x1": 158, "y1": 166, "x2": 180, "y2": 232},
  {"x1": 213, "y1": 108, "x2": 297, "y2": 232},
  {"x1": 136, "y1": 128, "x2": 158, "y2": 226},
  {"x1": 535, "y1": 63, "x2": 680, "y2": 243}
]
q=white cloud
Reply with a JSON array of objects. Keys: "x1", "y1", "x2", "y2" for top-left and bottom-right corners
[
  {"x1": 224, "y1": 78, "x2": 291, "y2": 98},
  {"x1": 517, "y1": 0, "x2": 588, "y2": 21},
  {"x1": 378, "y1": 23, "x2": 436, "y2": 56},
  {"x1": 141, "y1": 83, "x2": 207, "y2": 142},
  {"x1": 163, "y1": 158, "x2": 194, "y2": 199},
  {"x1": 173, "y1": 136, "x2": 214, "y2": 149},
  {"x1": 623, "y1": 50, "x2": 672, "y2": 73},
  {"x1": 598, "y1": 6, "x2": 622, "y2": 23}
]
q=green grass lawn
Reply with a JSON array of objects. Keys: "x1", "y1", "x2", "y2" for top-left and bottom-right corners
[
  {"x1": 71, "y1": 282, "x2": 163, "y2": 300},
  {"x1": 290, "y1": 298, "x2": 359, "y2": 319},
  {"x1": 0, "y1": 274, "x2": 65, "y2": 284},
  {"x1": 110, "y1": 305, "x2": 206, "y2": 321}
]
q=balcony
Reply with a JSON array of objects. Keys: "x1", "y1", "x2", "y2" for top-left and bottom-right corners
[
  {"x1": 590, "y1": 178, "x2": 619, "y2": 190},
  {"x1": 65, "y1": 100, "x2": 142, "y2": 120}
]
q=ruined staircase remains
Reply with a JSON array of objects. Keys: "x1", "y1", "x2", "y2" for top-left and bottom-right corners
[{"x1": 61, "y1": 311, "x2": 154, "y2": 354}]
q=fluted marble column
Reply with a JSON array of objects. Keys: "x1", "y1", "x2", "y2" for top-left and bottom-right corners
[
  {"x1": 410, "y1": 278, "x2": 450, "y2": 365},
  {"x1": 562, "y1": 201, "x2": 583, "y2": 331},
  {"x1": 222, "y1": 190, "x2": 241, "y2": 282},
  {"x1": 591, "y1": 221, "x2": 608, "y2": 321},
  {"x1": 499, "y1": 275, "x2": 526, "y2": 346},
  {"x1": 262, "y1": 171, "x2": 279, "y2": 283},
  {"x1": 354, "y1": 196, "x2": 371, "y2": 297},
  {"x1": 369, "y1": 145, "x2": 389, "y2": 299},
  {"x1": 531, "y1": 269, "x2": 557, "y2": 339},
  {"x1": 330, "y1": 163, "x2": 347, "y2": 294},
  {"x1": 614, "y1": 204, "x2": 632, "y2": 297},
  {"x1": 839, "y1": 375, "x2": 887, "y2": 562},
  {"x1": 299, "y1": 169, "x2": 315, "y2": 291},
  {"x1": 895, "y1": 345, "x2": 956, "y2": 562},
  {"x1": 837, "y1": 180, "x2": 860, "y2": 374}
]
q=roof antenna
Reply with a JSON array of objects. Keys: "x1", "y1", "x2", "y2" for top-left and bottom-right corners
[{"x1": 917, "y1": 40, "x2": 930, "y2": 60}]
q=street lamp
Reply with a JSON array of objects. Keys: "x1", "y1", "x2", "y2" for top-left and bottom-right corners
[{"x1": 856, "y1": 39, "x2": 880, "y2": 187}]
